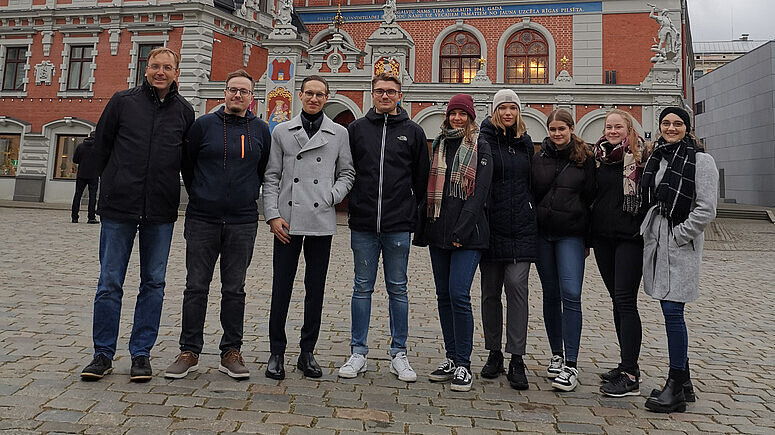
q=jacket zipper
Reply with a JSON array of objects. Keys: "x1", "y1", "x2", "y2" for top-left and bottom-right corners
[{"x1": 377, "y1": 113, "x2": 388, "y2": 233}]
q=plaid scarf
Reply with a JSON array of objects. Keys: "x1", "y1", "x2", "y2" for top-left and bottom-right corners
[
  {"x1": 426, "y1": 127, "x2": 479, "y2": 219},
  {"x1": 640, "y1": 136, "x2": 697, "y2": 225},
  {"x1": 594, "y1": 135, "x2": 646, "y2": 215}
]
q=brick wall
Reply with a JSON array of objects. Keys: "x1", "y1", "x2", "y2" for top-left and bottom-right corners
[{"x1": 602, "y1": 13, "x2": 657, "y2": 85}]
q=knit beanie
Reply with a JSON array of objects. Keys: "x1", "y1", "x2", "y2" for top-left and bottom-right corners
[
  {"x1": 447, "y1": 93, "x2": 476, "y2": 120},
  {"x1": 658, "y1": 106, "x2": 691, "y2": 131},
  {"x1": 492, "y1": 89, "x2": 522, "y2": 112}
]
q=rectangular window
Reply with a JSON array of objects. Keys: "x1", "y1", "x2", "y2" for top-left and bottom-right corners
[
  {"x1": 67, "y1": 45, "x2": 93, "y2": 91},
  {"x1": 0, "y1": 134, "x2": 21, "y2": 177},
  {"x1": 54, "y1": 135, "x2": 86, "y2": 179},
  {"x1": 605, "y1": 70, "x2": 617, "y2": 84},
  {"x1": 695, "y1": 100, "x2": 705, "y2": 115},
  {"x1": 3, "y1": 47, "x2": 27, "y2": 91},
  {"x1": 135, "y1": 44, "x2": 157, "y2": 86}
]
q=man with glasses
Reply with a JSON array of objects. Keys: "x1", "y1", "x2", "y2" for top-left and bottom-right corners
[
  {"x1": 338, "y1": 73, "x2": 429, "y2": 382},
  {"x1": 163, "y1": 69, "x2": 271, "y2": 380},
  {"x1": 262, "y1": 75, "x2": 354, "y2": 380},
  {"x1": 81, "y1": 47, "x2": 194, "y2": 382}
]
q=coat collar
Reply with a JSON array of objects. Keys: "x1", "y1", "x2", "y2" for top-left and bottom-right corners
[{"x1": 287, "y1": 112, "x2": 335, "y2": 152}]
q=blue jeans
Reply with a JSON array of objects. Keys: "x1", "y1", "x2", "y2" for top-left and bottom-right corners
[
  {"x1": 350, "y1": 230, "x2": 410, "y2": 357},
  {"x1": 429, "y1": 247, "x2": 481, "y2": 369},
  {"x1": 92, "y1": 218, "x2": 174, "y2": 359},
  {"x1": 535, "y1": 235, "x2": 585, "y2": 363},
  {"x1": 660, "y1": 300, "x2": 688, "y2": 370}
]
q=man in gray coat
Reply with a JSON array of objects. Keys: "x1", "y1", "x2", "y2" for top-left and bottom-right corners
[{"x1": 262, "y1": 75, "x2": 355, "y2": 380}]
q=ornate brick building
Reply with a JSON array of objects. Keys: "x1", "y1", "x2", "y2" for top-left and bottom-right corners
[{"x1": 0, "y1": 0, "x2": 693, "y2": 203}]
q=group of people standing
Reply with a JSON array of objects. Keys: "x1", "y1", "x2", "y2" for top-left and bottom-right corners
[{"x1": 77, "y1": 46, "x2": 718, "y2": 414}]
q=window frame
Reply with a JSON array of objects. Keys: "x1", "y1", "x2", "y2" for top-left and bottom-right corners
[
  {"x1": 2, "y1": 47, "x2": 28, "y2": 91},
  {"x1": 135, "y1": 44, "x2": 158, "y2": 87},
  {"x1": 504, "y1": 29, "x2": 549, "y2": 85},
  {"x1": 58, "y1": 36, "x2": 98, "y2": 97},
  {"x1": 0, "y1": 41, "x2": 32, "y2": 97},
  {"x1": 438, "y1": 31, "x2": 481, "y2": 85},
  {"x1": 53, "y1": 134, "x2": 86, "y2": 180},
  {"x1": 66, "y1": 45, "x2": 94, "y2": 91},
  {"x1": 0, "y1": 133, "x2": 22, "y2": 177}
]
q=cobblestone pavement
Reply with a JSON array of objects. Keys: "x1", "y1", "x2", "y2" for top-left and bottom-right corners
[{"x1": 1, "y1": 207, "x2": 774, "y2": 434}]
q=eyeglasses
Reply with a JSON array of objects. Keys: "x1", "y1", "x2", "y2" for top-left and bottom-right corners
[
  {"x1": 226, "y1": 87, "x2": 253, "y2": 97},
  {"x1": 147, "y1": 63, "x2": 176, "y2": 72},
  {"x1": 660, "y1": 121, "x2": 685, "y2": 128},
  {"x1": 302, "y1": 90, "x2": 327, "y2": 99},
  {"x1": 372, "y1": 88, "x2": 399, "y2": 97}
]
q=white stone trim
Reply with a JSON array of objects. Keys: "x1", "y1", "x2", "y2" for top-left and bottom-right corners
[
  {"x1": 323, "y1": 93, "x2": 363, "y2": 119},
  {"x1": 431, "y1": 21, "x2": 488, "y2": 83},
  {"x1": 58, "y1": 36, "x2": 99, "y2": 97},
  {"x1": 495, "y1": 19, "x2": 556, "y2": 84},
  {"x1": 310, "y1": 27, "x2": 355, "y2": 46},
  {"x1": 126, "y1": 33, "x2": 170, "y2": 88},
  {"x1": 40, "y1": 117, "x2": 94, "y2": 184},
  {"x1": 0, "y1": 39, "x2": 33, "y2": 97},
  {"x1": 576, "y1": 107, "x2": 646, "y2": 140},
  {"x1": 521, "y1": 107, "x2": 549, "y2": 139}
]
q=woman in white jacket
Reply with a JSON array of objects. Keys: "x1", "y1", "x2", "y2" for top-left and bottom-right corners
[{"x1": 640, "y1": 107, "x2": 718, "y2": 413}]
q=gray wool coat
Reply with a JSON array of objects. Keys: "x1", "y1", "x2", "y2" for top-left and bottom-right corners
[
  {"x1": 641, "y1": 152, "x2": 719, "y2": 303},
  {"x1": 262, "y1": 113, "x2": 355, "y2": 236}
]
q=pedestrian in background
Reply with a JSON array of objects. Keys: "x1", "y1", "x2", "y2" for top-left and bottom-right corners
[
  {"x1": 642, "y1": 107, "x2": 717, "y2": 413},
  {"x1": 591, "y1": 109, "x2": 649, "y2": 398},
  {"x1": 478, "y1": 89, "x2": 537, "y2": 390},
  {"x1": 531, "y1": 108, "x2": 595, "y2": 392},
  {"x1": 70, "y1": 133, "x2": 100, "y2": 224},
  {"x1": 418, "y1": 93, "x2": 492, "y2": 392}
]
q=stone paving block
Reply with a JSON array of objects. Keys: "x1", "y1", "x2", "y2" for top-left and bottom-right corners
[
  {"x1": 286, "y1": 427, "x2": 336, "y2": 435},
  {"x1": 264, "y1": 412, "x2": 314, "y2": 426},
  {"x1": 314, "y1": 416, "x2": 365, "y2": 430},
  {"x1": 515, "y1": 421, "x2": 558, "y2": 433},
  {"x1": 34, "y1": 409, "x2": 84, "y2": 423},
  {"x1": 234, "y1": 421, "x2": 284, "y2": 433},
  {"x1": 247, "y1": 399, "x2": 291, "y2": 413},
  {"x1": 219, "y1": 409, "x2": 267, "y2": 422},
  {"x1": 364, "y1": 419, "x2": 405, "y2": 432},
  {"x1": 0, "y1": 419, "x2": 42, "y2": 431},
  {"x1": 406, "y1": 423, "x2": 453, "y2": 434},
  {"x1": 78, "y1": 411, "x2": 128, "y2": 426},
  {"x1": 90, "y1": 399, "x2": 130, "y2": 414},
  {"x1": 292, "y1": 403, "x2": 334, "y2": 417},
  {"x1": 123, "y1": 392, "x2": 168, "y2": 405},
  {"x1": 335, "y1": 407, "x2": 391, "y2": 422},
  {"x1": 474, "y1": 416, "x2": 518, "y2": 430},
  {"x1": 692, "y1": 422, "x2": 739, "y2": 432},
  {"x1": 502, "y1": 408, "x2": 556, "y2": 424},
  {"x1": 36, "y1": 421, "x2": 88, "y2": 433},
  {"x1": 169, "y1": 419, "x2": 239, "y2": 432},
  {"x1": 202, "y1": 397, "x2": 249, "y2": 409},
  {"x1": 174, "y1": 406, "x2": 221, "y2": 419},
  {"x1": 430, "y1": 414, "x2": 473, "y2": 427},
  {"x1": 125, "y1": 403, "x2": 175, "y2": 417},
  {"x1": 557, "y1": 422, "x2": 605, "y2": 434}
]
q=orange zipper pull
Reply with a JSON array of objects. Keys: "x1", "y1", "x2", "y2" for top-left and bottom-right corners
[{"x1": 241, "y1": 134, "x2": 245, "y2": 158}]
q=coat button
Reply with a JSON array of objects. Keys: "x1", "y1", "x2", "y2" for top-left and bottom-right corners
[
  {"x1": 316, "y1": 157, "x2": 321, "y2": 162},
  {"x1": 288, "y1": 201, "x2": 292, "y2": 206},
  {"x1": 314, "y1": 202, "x2": 319, "y2": 208},
  {"x1": 294, "y1": 178, "x2": 299, "y2": 183},
  {"x1": 313, "y1": 179, "x2": 318, "y2": 184},
  {"x1": 296, "y1": 155, "x2": 302, "y2": 160}
]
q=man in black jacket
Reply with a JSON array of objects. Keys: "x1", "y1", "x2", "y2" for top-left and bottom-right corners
[
  {"x1": 70, "y1": 133, "x2": 99, "y2": 224},
  {"x1": 80, "y1": 47, "x2": 194, "y2": 383},
  {"x1": 337, "y1": 73, "x2": 429, "y2": 382},
  {"x1": 164, "y1": 69, "x2": 270, "y2": 380}
]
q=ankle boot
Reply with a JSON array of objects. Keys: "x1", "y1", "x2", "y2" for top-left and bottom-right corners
[
  {"x1": 650, "y1": 361, "x2": 696, "y2": 402},
  {"x1": 645, "y1": 370, "x2": 686, "y2": 413},
  {"x1": 481, "y1": 350, "x2": 504, "y2": 379}
]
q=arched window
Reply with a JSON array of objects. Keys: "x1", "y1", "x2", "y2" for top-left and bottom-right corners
[
  {"x1": 505, "y1": 30, "x2": 549, "y2": 84},
  {"x1": 439, "y1": 31, "x2": 481, "y2": 84}
]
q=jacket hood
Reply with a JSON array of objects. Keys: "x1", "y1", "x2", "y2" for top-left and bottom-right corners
[
  {"x1": 481, "y1": 116, "x2": 532, "y2": 151},
  {"x1": 365, "y1": 105, "x2": 410, "y2": 124},
  {"x1": 215, "y1": 106, "x2": 257, "y2": 123},
  {"x1": 539, "y1": 136, "x2": 571, "y2": 159}
]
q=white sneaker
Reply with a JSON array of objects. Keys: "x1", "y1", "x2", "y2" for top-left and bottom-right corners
[
  {"x1": 552, "y1": 366, "x2": 579, "y2": 391},
  {"x1": 389, "y1": 352, "x2": 417, "y2": 382},
  {"x1": 546, "y1": 355, "x2": 564, "y2": 378},
  {"x1": 338, "y1": 353, "x2": 367, "y2": 378}
]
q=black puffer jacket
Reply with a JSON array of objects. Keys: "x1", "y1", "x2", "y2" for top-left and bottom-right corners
[
  {"x1": 418, "y1": 135, "x2": 493, "y2": 250},
  {"x1": 479, "y1": 117, "x2": 537, "y2": 262},
  {"x1": 347, "y1": 107, "x2": 429, "y2": 233},
  {"x1": 94, "y1": 80, "x2": 195, "y2": 223},
  {"x1": 531, "y1": 138, "x2": 595, "y2": 238},
  {"x1": 72, "y1": 136, "x2": 100, "y2": 180},
  {"x1": 591, "y1": 156, "x2": 645, "y2": 240}
]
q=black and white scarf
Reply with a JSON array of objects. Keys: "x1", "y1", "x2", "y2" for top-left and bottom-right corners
[{"x1": 640, "y1": 136, "x2": 697, "y2": 225}]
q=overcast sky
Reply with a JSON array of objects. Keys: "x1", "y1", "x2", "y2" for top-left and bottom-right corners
[{"x1": 687, "y1": 0, "x2": 775, "y2": 41}]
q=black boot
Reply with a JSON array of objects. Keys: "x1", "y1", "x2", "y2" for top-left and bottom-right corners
[
  {"x1": 480, "y1": 350, "x2": 504, "y2": 379},
  {"x1": 645, "y1": 369, "x2": 687, "y2": 413},
  {"x1": 650, "y1": 360, "x2": 696, "y2": 402},
  {"x1": 506, "y1": 355, "x2": 528, "y2": 390}
]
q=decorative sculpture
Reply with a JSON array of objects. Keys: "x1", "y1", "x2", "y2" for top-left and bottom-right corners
[
  {"x1": 277, "y1": 0, "x2": 293, "y2": 26},
  {"x1": 34, "y1": 60, "x2": 55, "y2": 86},
  {"x1": 647, "y1": 4, "x2": 680, "y2": 63},
  {"x1": 383, "y1": 0, "x2": 397, "y2": 25}
]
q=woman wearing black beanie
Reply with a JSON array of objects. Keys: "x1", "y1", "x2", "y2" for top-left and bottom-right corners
[{"x1": 641, "y1": 106, "x2": 718, "y2": 413}]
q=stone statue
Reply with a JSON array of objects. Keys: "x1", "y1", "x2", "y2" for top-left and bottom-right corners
[
  {"x1": 647, "y1": 4, "x2": 680, "y2": 62},
  {"x1": 277, "y1": 0, "x2": 293, "y2": 26},
  {"x1": 383, "y1": 0, "x2": 397, "y2": 25}
]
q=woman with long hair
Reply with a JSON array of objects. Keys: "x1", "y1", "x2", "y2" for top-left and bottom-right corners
[
  {"x1": 478, "y1": 89, "x2": 537, "y2": 390},
  {"x1": 417, "y1": 93, "x2": 492, "y2": 392},
  {"x1": 642, "y1": 107, "x2": 717, "y2": 413},
  {"x1": 591, "y1": 109, "x2": 649, "y2": 397},
  {"x1": 531, "y1": 108, "x2": 595, "y2": 392}
]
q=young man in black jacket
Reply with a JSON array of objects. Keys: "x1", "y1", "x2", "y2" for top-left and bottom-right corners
[
  {"x1": 70, "y1": 133, "x2": 99, "y2": 224},
  {"x1": 338, "y1": 73, "x2": 429, "y2": 382},
  {"x1": 164, "y1": 69, "x2": 270, "y2": 380},
  {"x1": 80, "y1": 47, "x2": 194, "y2": 383}
]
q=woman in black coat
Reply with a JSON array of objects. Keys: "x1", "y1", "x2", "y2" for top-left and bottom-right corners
[
  {"x1": 417, "y1": 93, "x2": 492, "y2": 393},
  {"x1": 478, "y1": 89, "x2": 537, "y2": 390}
]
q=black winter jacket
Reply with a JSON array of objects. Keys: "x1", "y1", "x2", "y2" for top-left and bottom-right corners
[
  {"x1": 418, "y1": 135, "x2": 493, "y2": 250},
  {"x1": 479, "y1": 117, "x2": 537, "y2": 262},
  {"x1": 347, "y1": 107, "x2": 429, "y2": 233},
  {"x1": 531, "y1": 138, "x2": 595, "y2": 239},
  {"x1": 182, "y1": 107, "x2": 271, "y2": 224},
  {"x1": 591, "y1": 157, "x2": 645, "y2": 240},
  {"x1": 73, "y1": 136, "x2": 100, "y2": 180},
  {"x1": 94, "y1": 80, "x2": 194, "y2": 223}
]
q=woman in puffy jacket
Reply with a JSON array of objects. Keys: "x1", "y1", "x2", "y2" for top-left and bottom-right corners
[
  {"x1": 477, "y1": 89, "x2": 536, "y2": 390},
  {"x1": 642, "y1": 107, "x2": 718, "y2": 414},
  {"x1": 531, "y1": 108, "x2": 595, "y2": 392},
  {"x1": 591, "y1": 109, "x2": 649, "y2": 398},
  {"x1": 417, "y1": 93, "x2": 492, "y2": 393}
]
